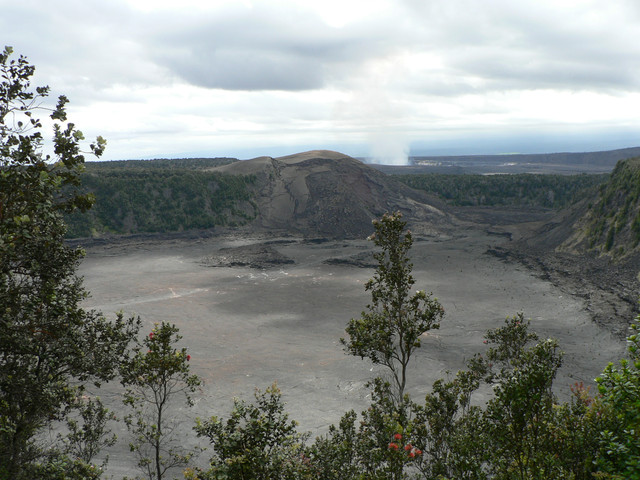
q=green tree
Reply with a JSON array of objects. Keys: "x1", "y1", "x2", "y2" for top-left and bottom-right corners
[
  {"x1": 120, "y1": 322, "x2": 201, "y2": 480},
  {"x1": 411, "y1": 367, "x2": 487, "y2": 480},
  {"x1": 308, "y1": 379, "x2": 424, "y2": 480},
  {"x1": 548, "y1": 382, "x2": 614, "y2": 480},
  {"x1": 307, "y1": 410, "x2": 360, "y2": 480},
  {"x1": 351, "y1": 378, "x2": 421, "y2": 480},
  {"x1": 595, "y1": 321, "x2": 640, "y2": 479},
  {"x1": 0, "y1": 46, "x2": 138, "y2": 479},
  {"x1": 341, "y1": 212, "x2": 444, "y2": 403},
  {"x1": 193, "y1": 383, "x2": 311, "y2": 480},
  {"x1": 480, "y1": 315, "x2": 564, "y2": 480},
  {"x1": 59, "y1": 396, "x2": 118, "y2": 469}
]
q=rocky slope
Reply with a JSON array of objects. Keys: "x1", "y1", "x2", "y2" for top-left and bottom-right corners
[
  {"x1": 496, "y1": 157, "x2": 640, "y2": 334},
  {"x1": 513, "y1": 156, "x2": 640, "y2": 259},
  {"x1": 214, "y1": 150, "x2": 452, "y2": 238},
  {"x1": 560, "y1": 157, "x2": 640, "y2": 258}
]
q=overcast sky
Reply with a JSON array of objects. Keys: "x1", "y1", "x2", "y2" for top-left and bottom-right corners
[{"x1": 4, "y1": 0, "x2": 640, "y2": 162}]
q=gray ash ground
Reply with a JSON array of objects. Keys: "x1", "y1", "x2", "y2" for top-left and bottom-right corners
[
  {"x1": 451, "y1": 205, "x2": 640, "y2": 337},
  {"x1": 489, "y1": 245, "x2": 640, "y2": 338},
  {"x1": 76, "y1": 221, "x2": 630, "y2": 477}
]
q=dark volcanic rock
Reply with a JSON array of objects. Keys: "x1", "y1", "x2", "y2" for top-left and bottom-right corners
[
  {"x1": 214, "y1": 150, "x2": 451, "y2": 239},
  {"x1": 323, "y1": 251, "x2": 377, "y2": 268},
  {"x1": 487, "y1": 245, "x2": 640, "y2": 337},
  {"x1": 201, "y1": 244, "x2": 294, "y2": 269}
]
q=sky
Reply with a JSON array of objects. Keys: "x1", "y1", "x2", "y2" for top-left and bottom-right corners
[{"x1": 3, "y1": 0, "x2": 640, "y2": 163}]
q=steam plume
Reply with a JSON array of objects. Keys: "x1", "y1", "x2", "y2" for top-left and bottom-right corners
[{"x1": 368, "y1": 132, "x2": 409, "y2": 165}]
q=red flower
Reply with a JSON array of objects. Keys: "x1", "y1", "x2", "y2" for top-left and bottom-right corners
[
  {"x1": 388, "y1": 443, "x2": 399, "y2": 450},
  {"x1": 404, "y1": 444, "x2": 412, "y2": 451},
  {"x1": 186, "y1": 355, "x2": 191, "y2": 361},
  {"x1": 415, "y1": 449, "x2": 422, "y2": 455},
  {"x1": 408, "y1": 451, "x2": 415, "y2": 458},
  {"x1": 393, "y1": 433, "x2": 402, "y2": 441},
  {"x1": 149, "y1": 332, "x2": 154, "y2": 339}
]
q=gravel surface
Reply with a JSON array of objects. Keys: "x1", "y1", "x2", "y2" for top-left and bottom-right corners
[{"x1": 75, "y1": 227, "x2": 627, "y2": 477}]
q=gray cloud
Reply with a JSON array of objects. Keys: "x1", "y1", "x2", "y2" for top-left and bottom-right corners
[
  {"x1": 0, "y1": 0, "x2": 169, "y2": 104},
  {"x1": 149, "y1": 5, "x2": 397, "y2": 91},
  {"x1": 8, "y1": 0, "x2": 639, "y2": 96},
  {"x1": 438, "y1": 2, "x2": 640, "y2": 93},
  {"x1": 3, "y1": 0, "x2": 640, "y2": 159},
  {"x1": 391, "y1": 1, "x2": 640, "y2": 96}
]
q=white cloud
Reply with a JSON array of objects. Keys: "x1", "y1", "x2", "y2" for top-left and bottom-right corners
[{"x1": 2, "y1": 0, "x2": 640, "y2": 160}]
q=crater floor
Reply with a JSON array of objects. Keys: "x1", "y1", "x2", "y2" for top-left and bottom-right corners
[{"x1": 78, "y1": 228, "x2": 626, "y2": 476}]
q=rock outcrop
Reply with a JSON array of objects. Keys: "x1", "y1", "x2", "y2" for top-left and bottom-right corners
[{"x1": 215, "y1": 150, "x2": 451, "y2": 238}]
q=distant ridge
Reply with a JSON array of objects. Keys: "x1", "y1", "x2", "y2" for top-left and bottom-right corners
[
  {"x1": 413, "y1": 146, "x2": 640, "y2": 167},
  {"x1": 372, "y1": 146, "x2": 640, "y2": 175}
]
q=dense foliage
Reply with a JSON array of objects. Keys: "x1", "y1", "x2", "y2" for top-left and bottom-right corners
[
  {"x1": 595, "y1": 323, "x2": 640, "y2": 478},
  {"x1": 583, "y1": 157, "x2": 640, "y2": 255},
  {"x1": 92, "y1": 157, "x2": 238, "y2": 170},
  {"x1": 65, "y1": 165, "x2": 257, "y2": 238},
  {"x1": 396, "y1": 172, "x2": 606, "y2": 209},
  {"x1": 0, "y1": 46, "x2": 139, "y2": 479},
  {"x1": 193, "y1": 383, "x2": 310, "y2": 480}
]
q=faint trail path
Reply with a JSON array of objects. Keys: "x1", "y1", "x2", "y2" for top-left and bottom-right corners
[{"x1": 87, "y1": 287, "x2": 209, "y2": 311}]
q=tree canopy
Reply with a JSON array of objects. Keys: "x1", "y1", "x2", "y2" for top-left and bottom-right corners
[
  {"x1": 0, "y1": 46, "x2": 138, "y2": 479},
  {"x1": 342, "y1": 212, "x2": 444, "y2": 402}
]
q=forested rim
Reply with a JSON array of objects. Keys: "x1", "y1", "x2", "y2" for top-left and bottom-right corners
[
  {"x1": 395, "y1": 172, "x2": 608, "y2": 209},
  {"x1": 64, "y1": 162, "x2": 609, "y2": 238},
  {"x1": 64, "y1": 167, "x2": 257, "y2": 238},
  {"x1": 81, "y1": 157, "x2": 238, "y2": 170},
  {"x1": 583, "y1": 157, "x2": 640, "y2": 255}
]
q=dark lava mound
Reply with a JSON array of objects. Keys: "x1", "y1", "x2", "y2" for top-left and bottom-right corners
[
  {"x1": 201, "y1": 244, "x2": 294, "y2": 269},
  {"x1": 215, "y1": 150, "x2": 451, "y2": 238}
]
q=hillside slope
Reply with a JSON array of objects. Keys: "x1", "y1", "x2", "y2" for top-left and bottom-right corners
[
  {"x1": 66, "y1": 150, "x2": 452, "y2": 239},
  {"x1": 508, "y1": 157, "x2": 640, "y2": 259},
  {"x1": 214, "y1": 150, "x2": 451, "y2": 238},
  {"x1": 560, "y1": 157, "x2": 640, "y2": 258},
  {"x1": 498, "y1": 157, "x2": 640, "y2": 334}
]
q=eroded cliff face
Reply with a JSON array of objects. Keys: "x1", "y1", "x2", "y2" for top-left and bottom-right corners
[
  {"x1": 492, "y1": 157, "x2": 640, "y2": 335},
  {"x1": 561, "y1": 158, "x2": 640, "y2": 259},
  {"x1": 215, "y1": 150, "x2": 451, "y2": 238}
]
